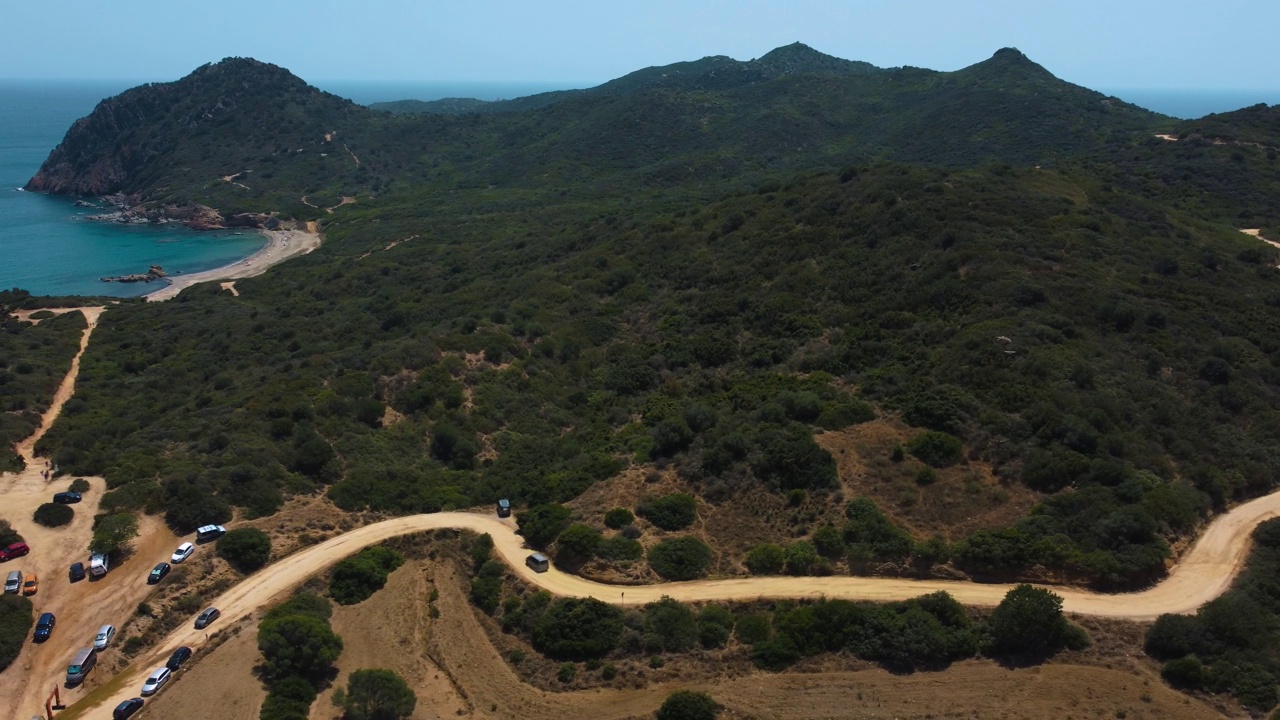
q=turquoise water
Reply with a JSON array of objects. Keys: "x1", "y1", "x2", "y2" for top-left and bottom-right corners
[{"x1": 0, "y1": 80, "x2": 265, "y2": 298}]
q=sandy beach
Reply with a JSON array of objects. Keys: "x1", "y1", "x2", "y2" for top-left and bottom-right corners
[{"x1": 145, "y1": 227, "x2": 321, "y2": 302}]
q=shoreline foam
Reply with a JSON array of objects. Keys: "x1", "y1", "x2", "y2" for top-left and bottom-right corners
[{"x1": 144, "y1": 227, "x2": 321, "y2": 302}]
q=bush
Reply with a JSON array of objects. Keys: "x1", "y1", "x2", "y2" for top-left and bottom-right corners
[
  {"x1": 33, "y1": 502, "x2": 73, "y2": 528},
  {"x1": 532, "y1": 598, "x2": 624, "y2": 660},
  {"x1": 555, "y1": 523, "x2": 602, "y2": 563},
  {"x1": 1161, "y1": 655, "x2": 1206, "y2": 688},
  {"x1": 517, "y1": 504, "x2": 572, "y2": 549},
  {"x1": 342, "y1": 668, "x2": 417, "y2": 720},
  {"x1": 329, "y1": 546, "x2": 405, "y2": 605},
  {"x1": 745, "y1": 543, "x2": 785, "y2": 574},
  {"x1": 734, "y1": 613, "x2": 771, "y2": 645},
  {"x1": 0, "y1": 594, "x2": 34, "y2": 672},
  {"x1": 656, "y1": 690, "x2": 719, "y2": 720},
  {"x1": 648, "y1": 537, "x2": 713, "y2": 580},
  {"x1": 557, "y1": 662, "x2": 577, "y2": 683},
  {"x1": 637, "y1": 493, "x2": 697, "y2": 531},
  {"x1": 752, "y1": 634, "x2": 802, "y2": 670},
  {"x1": 644, "y1": 597, "x2": 698, "y2": 653},
  {"x1": 257, "y1": 613, "x2": 344, "y2": 682},
  {"x1": 595, "y1": 536, "x2": 643, "y2": 562},
  {"x1": 69, "y1": 478, "x2": 91, "y2": 493},
  {"x1": 811, "y1": 526, "x2": 845, "y2": 558},
  {"x1": 784, "y1": 541, "x2": 819, "y2": 575},
  {"x1": 985, "y1": 584, "x2": 1086, "y2": 661},
  {"x1": 752, "y1": 426, "x2": 837, "y2": 491},
  {"x1": 907, "y1": 431, "x2": 964, "y2": 468},
  {"x1": 697, "y1": 605, "x2": 735, "y2": 649},
  {"x1": 604, "y1": 508, "x2": 634, "y2": 529},
  {"x1": 217, "y1": 528, "x2": 272, "y2": 573},
  {"x1": 0, "y1": 520, "x2": 21, "y2": 547},
  {"x1": 89, "y1": 513, "x2": 138, "y2": 554}
]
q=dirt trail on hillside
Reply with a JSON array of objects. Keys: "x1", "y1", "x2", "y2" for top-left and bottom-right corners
[
  {"x1": 1241, "y1": 227, "x2": 1280, "y2": 252},
  {"x1": 60, "y1": 480, "x2": 1280, "y2": 719},
  {"x1": 0, "y1": 307, "x2": 175, "y2": 717}
]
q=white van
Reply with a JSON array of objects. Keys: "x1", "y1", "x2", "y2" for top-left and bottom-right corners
[{"x1": 89, "y1": 553, "x2": 109, "y2": 577}]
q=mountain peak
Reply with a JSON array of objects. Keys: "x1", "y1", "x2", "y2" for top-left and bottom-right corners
[{"x1": 960, "y1": 47, "x2": 1056, "y2": 83}]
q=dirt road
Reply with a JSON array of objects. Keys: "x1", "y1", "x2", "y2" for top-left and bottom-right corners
[{"x1": 59, "y1": 481, "x2": 1280, "y2": 719}]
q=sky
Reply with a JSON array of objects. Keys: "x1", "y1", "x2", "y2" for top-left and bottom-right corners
[{"x1": 1, "y1": 0, "x2": 1277, "y2": 91}]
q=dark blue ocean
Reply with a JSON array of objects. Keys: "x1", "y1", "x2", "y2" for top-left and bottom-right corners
[{"x1": 0, "y1": 79, "x2": 1272, "y2": 298}]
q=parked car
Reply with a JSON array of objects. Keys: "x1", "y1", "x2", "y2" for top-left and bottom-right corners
[
  {"x1": 147, "y1": 563, "x2": 170, "y2": 585},
  {"x1": 171, "y1": 542, "x2": 195, "y2": 563},
  {"x1": 22, "y1": 573, "x2": 38, "y2": 596},
  {"x1": 113, "y1": 698, "x2": 144, "y2": 720},
  {"x1": 496, "y1": 498, "x2": 512, "y2": 518},
  {"x1": 94, "y1": 624, "x2": 116, "y2": 650},
  {"x1": 526, "y1": 552, "x2": 550, "y2": 573},
  {"x1": 90, "y1": 552, "x2": 110, "y2": 577},
  {"x1": 166, "y1": 646, "x2": 193, "y2": 670},
  {"x1": 195, "y1": 525, "x2": 227, "y2": 543},
  {"x1": 33, "y1": 612, "x2": 55, "y2": 642},
  {"x1": 3, "y1": 570, "x2": 20, "y2": 593},
  {"x1": 65, "y1": 647, "x2": 97, "y2": 685},
  {"x1": 0, "y1": 542, "x2": 30, "y2": 561},
  {"x1": 194, "y1": 607, "x2": 220, "y2": 629},
  {"x1": 140, "y1": 666, "x2": 171, "y2": 696},
  {"x1": 52, "y1": 491, "x2": 82, "y2": 504},
  {"x1": 69, "y1": 562, "x2": 86, "y2": 582}
]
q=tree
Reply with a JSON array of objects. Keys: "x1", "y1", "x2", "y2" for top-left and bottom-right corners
[
  {"x1": 604, "y1": 508, "x2": 634, "y2": 529},
  {"x1": 0, "y1": 594, "x2": 34, "y2": 672},
  {"x1": 907, "y1": 431, "x2": 964, "y2": 468},
  {"x1": 517, "y1": 503, "x2": 572, "y2": 549},
  {"x1": 33, "y1": 503, "x2": 73, "y2": 528},
  {"x1": 985, "y1": 584, "x2": 1087, "y2": 660},
  {"x1": 784, "y1": 541, "x2": 819, "y2": 575},
  {"x1": 90, "y1": 513, "x2": 139, "y2": 555},
  {"x1": 257, "y1": 613, "x2": 344, "y2": 682},
  {"x1": 656, "y1": 690, "x2": 719, "y2": 720},
  {"x1": 217, "y1": 527, "x2": 272, "y2": 573},
  {"x1": 555, "y1": 523, "x2": 602, "y2": 563},
  {"x1": 752, "y1": 427, "x2": 837, "y2": 491},
  {"x1": 644, "y1": 597, "x2": 698, "y2": 652},
  {"x1": 342, "y1": 668, "x2": 417, "y2": 720},
  {"x1": 648, "y1": 537, "x2": 713, "y2": 580},
  {"x1": 329, "y1": 547, "x2": 405, "y2": 605}
]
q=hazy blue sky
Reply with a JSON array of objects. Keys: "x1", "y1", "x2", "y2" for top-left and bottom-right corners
[{"x1": 2, "y1": 0, "x2": 1276, "y2": 90}]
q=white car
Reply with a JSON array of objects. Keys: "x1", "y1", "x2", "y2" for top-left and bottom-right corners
[
  {"x1": 93, "y1": 624, "x2": 116, "y2": 650},
  {"x1": 141, "y1": 666, "x2": 171, "y2": 696},
  {"x1": 171, "y1": 542, "x2": 195, "y2": 563}
]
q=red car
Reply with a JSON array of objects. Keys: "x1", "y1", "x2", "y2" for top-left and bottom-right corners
[{"x1": 0, "y1": 543, "x2": 30, "y2": 561}]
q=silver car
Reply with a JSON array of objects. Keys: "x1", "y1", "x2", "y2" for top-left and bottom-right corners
[
  {"x1": 93, "y1": 624, "x2": 116, "y2": 650},
  {"x1": 140, "y1": 666, "x2": 171, "y2": 696}
]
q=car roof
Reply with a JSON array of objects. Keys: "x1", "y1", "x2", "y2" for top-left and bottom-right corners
[
  {"x1": 146, "y1": 667, "x2": 169, "y2": 680},
  {"x1": 98, "y1": 624, "x2": 114, "y2": 633},
  {"x1": 176, "y1": 542, "x2": 193, "y2": 549},
  {"x1": 200, "y1": 607, "x2": 218, "y2": 615},
  {"x1": 38, "y1": 612, "x2": 54, "y2": 621}
]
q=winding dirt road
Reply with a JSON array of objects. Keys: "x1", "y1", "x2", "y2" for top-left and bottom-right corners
[{"x1": 9, "y1": 305, "x2": 1280, "y2": 718}]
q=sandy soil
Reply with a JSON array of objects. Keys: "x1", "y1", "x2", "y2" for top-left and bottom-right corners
[
  {"x1": 135, "y1": 559, "x2": 1223, "y2": 720},
  {"x1": 1240, "y1": 227, "x2": 1280, "y2": 251},
  {"x1": 0, "y1": 307, "x2": 178, "y2": 717},
  {"x1": 144, "y1": 228, "x2": 321, "y2": 302},
  {"x1": 1155, "y1": 133, "x2": 1179, "y2": 141}
]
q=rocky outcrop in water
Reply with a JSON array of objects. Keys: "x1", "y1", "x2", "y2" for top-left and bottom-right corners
[{"x1": 101, "y1": 265, "x2": 167, "y2": 284}]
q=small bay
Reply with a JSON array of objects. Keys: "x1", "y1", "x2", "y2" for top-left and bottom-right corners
[{"x1": 0, "y1": 80, "x2": 264, "y2": 298}]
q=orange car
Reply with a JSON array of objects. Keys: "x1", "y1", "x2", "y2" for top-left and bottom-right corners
[{"x1": 22, "y1": 573, "x2": 38, "y2": 596}]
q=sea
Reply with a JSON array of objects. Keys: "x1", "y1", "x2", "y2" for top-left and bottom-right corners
[{"x1": 0, "y1": 79, "x2": 1273, "y2": 299}]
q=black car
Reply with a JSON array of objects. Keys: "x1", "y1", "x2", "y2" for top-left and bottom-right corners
[
  {"x1": 33, "y1": 612, "x2": 55, "y2": 642},
  {"x1": 147, "y1": 562, "x2": 170, "y2": 585},
  {"x1": 496, "y1": 498, "x2": 512, "y2": 518},
  {"x1": 166, "y1": 646, "x2": 193, "y2": 670},
  {"x1": 113, "y1": 697, "x2": 144, "y2": 720},
  {"x1": 52, "y1": 491, "x2": 82, "y2": 504},
  {"x1": 194, "y1": 607, "x2": 220, "y2": 629},
  {"x1": 69, "y1": 562, "x2": 86, "y2": 582}
]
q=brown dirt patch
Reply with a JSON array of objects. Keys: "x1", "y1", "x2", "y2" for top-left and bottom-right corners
[
  {"x1": 816, "y1": 419, "x2": 1040, "y2": 540},
  {"x1": 138, "y1": 618, "x2": 265, "y2": 720}
]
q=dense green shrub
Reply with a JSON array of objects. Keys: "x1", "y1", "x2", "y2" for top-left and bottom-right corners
[
  {"x1": 0, "y1": 594, "x2": 34, "y2": 672},
  {"x1": 342, "y1": 668, "x2": 417, "y2": 720},
  {"x1": 89, "y1": 513, "x2": 138, "y2": 555},
  {"x1": 68, "y1": 478, "x2": 91, "y2": 493},
  {"x1": 33, "y1": 502, "x2": 73, "y2": 527},
  {"x1": 0, "y1": 520, "x2": 21, "y2": 547},
  {"x1": 907, "y1": 431, "x2": 964, "y2": 468},
  {"x1": 555, "y1": 523, "x2": 601, "y2": 563},
  {"x1": 517, "y1": 504, "x2": 572, "y2": 549},
  {"x1": 637, "y1": 493, "x2": 697, "y2": 531},
  {"x1": 745, "y1": 543, "x2": 785, "y2": 574},
  {"x1": 604, "y1": 508, "x2": 634, "y2": 529},
  {"x1": 752, "y1": 426, "x2": 837, "y2": 491},
  {"x1": 1161, "y1": 655, "x2": 1207, "y2": 688},
  {"x1": 644, "y1": 597, "x2": 698, "y2": 653},
  {"x1": 532, "y1": 598, "x2": 624, "y2": 660},
  {"x1": 648, "y1": 537, "x2": 713, "y2": 580},
  {"x1": 257, "y1": 613, "x2": 344, "y2": 682},
  {"x1": 734, "y1": 613, "x2": 771, "y2": 645},
  {"x1": 985, "y1": 585, "x2": 1088, "y2": 661},
  {"x1": 328, "y1": 546, "x2": 405, "y2": 605},
  {"x1": 784, "y1": 541, "x2": 819, "y2": 575},
  {"x1": 595, "y1": 536, "x2": 643, "y2": 561},
  {"x1": 656, "y1": 690, "x2": 719, "y2": 720},
  {"x1": 217, "y1": 527, "x2": 272, "y2": 573},
  {"x1": 811, "y1": 526, "x2": 845, "y2": 558}
]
